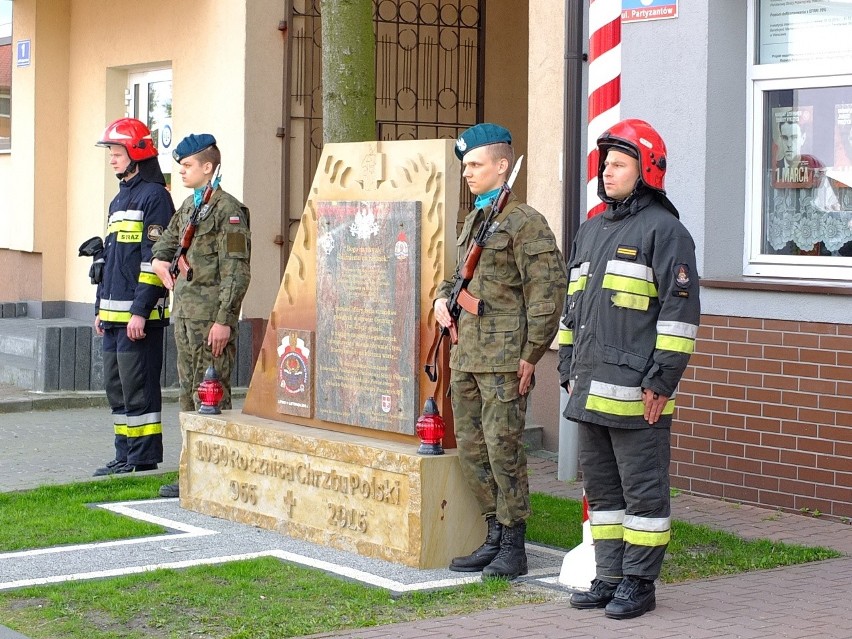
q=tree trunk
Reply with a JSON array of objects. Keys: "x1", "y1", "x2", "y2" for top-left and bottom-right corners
[{"x1": 321, "y1": 0, "x2": 376, "y2": 144}]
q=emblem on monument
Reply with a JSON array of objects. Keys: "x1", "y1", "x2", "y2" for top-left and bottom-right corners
[
  {"x1": 381, "y1": 394, "x2": 392, "y2": 413},
  {"x1": 394, "y1": 231, "x2": 409, "y2": 260},
  {"x1": 278, "y1": 333, "x2": 310, "y2": 394},
  {"x1": 349, "y1": 206, "x2": 380, "y2": 240},
  {"x1": 276, "y1": 329, "x2": 314, "y2": 417},
  {"x1": 318, "y1": 230, "x2": 335, "y2": 255}
]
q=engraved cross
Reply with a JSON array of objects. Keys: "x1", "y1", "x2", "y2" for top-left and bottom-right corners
[
  {"x1": 360, "y1": 148, "x2": 385, "y2": 191},
  {"x1": 281, "y1": 490, "x2": 297, "y2": 518}
]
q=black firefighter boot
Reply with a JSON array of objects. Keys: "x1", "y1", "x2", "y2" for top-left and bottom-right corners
[
  {"x1": 604, "y1": 576, "x2": 656, "y2": 620},
  {"x1": 449, "y1": 514, "x2": 503, "y2": 572},
  {"x1": 481, "y1": 521, "x2": 528, "y2": 580}
]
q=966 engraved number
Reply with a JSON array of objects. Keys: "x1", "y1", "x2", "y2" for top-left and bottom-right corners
[
  {"x1": 229, "y1": 480, "x2": 258, "y2": 505},
  {"x1": 327, "y1": 503, "x2": 368, "y2": 533}
]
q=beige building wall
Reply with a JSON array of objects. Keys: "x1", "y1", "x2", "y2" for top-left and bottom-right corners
[
  {"x1": 1, "y1": 0, "x2": 284, "y2": 320},
  {"x1": 527, "y1": 0, "x2": 566, "y2": 247}
]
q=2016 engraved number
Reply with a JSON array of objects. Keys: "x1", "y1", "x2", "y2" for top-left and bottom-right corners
[
  {"x1": 327, "y1": 503, "x2": 368, "y2": 533},
  {"x1": 229, "y1": 480, "x2": 258, "y2": 505}
]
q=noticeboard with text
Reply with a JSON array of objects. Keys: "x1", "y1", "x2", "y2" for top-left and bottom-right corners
[{"x1": 622, "y1": 0, "x2": 678, "y2": 23}]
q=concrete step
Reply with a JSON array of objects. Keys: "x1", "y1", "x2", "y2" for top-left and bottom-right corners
[
  {"x1": 0, "y1": 332, "x2": 37, "y2": 359},
  {"x1": 523, "y1": 424, "x2": 544, "y2": 451},
  {"x1": 0, "y1": 353, "x2": 36, "y2": 389}
]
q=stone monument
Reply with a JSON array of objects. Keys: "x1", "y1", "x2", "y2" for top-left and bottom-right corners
[{"x1": 178, "y1": 139, "x2": 485, "y2": 569}]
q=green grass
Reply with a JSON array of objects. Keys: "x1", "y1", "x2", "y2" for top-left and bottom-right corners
[
  {"x1": 0, "y1": 473, "x2": 177, "y2": 551},
  {"x1": 0, "y1": 557, "x2": 543, "y2": 639},
  {"x1": 0, "y1": 483, "x2": 841, "y2": 638}
]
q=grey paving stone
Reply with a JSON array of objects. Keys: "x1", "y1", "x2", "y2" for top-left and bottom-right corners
[
  {"x1": 33, "y1": 326, "x2": 60, "y2": 392},
  {"x1": 58, "y1": 326, "x2": 77, "y2": 390},
  {"x1": 74, "y1": 326, "x2": 92, "y2": 391}
]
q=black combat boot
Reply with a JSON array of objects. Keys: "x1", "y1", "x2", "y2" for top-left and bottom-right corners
[
  {"x1": 604, "y1": 576, "x2": 656, "y2": 620},
  {"x1": 449, "y1": 514, "x2": 503, "y2": 572},
  {"x1": 481, "y1": 521, "x2": 527, "y2": 580},
  {"x1": 569, "y1": 578, "x2": 619, "y2": 609}
]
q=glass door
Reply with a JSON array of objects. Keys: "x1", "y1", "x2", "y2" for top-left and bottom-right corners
[{"x1": 127, "y1": 68, "x2": 173, "y2": 189}]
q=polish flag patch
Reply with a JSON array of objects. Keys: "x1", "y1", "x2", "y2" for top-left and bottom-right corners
[{"x1": 229, "y1": 215, "x2": 241, "y2": 224}]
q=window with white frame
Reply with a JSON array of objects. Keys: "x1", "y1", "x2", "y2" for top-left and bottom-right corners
[
  {"x1": 127, "y1": 68, "x2": 173, "y2": 189},
  {"x1": 746, "y1": 1, "x2": 852, "y2": 280}
]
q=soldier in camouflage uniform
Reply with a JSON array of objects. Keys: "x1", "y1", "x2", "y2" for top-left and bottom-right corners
[
  {"x1": 151, "y1": 133, "x2": 251, "y2": 498},
  {"x1": 434, "y1": 123, "x2": 567, "y2": 580}
]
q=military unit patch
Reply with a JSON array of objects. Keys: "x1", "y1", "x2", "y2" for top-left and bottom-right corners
[{"x1": 229, "y1": 215, "x2": 241, "y2": 224}]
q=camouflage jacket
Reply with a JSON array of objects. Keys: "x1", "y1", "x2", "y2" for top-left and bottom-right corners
[
  {"x1": 152, "y1": 188, "x2": 251, "y2": 326},
  {"x1": 436, "y1": 196, "x2": 567, "y2": 373}
]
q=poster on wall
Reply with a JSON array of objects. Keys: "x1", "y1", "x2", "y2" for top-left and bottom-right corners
[
  {"x1": 771, "y1": 106, "x2": 821, "y2": 189},
  {"x1": 622, "y1": 0, "x2": 678, "y2": 23},
  {"x1": 759, "y1": 0, "x2": 852, "y2": 65}
]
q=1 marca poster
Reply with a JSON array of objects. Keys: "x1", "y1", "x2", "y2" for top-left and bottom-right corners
[{"x1": 771, "y1": 106, "x2": 821, "y2": 189}]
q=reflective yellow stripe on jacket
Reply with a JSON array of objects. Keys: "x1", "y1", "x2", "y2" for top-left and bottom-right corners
[
  {"x1": 107, "y1": 209, "x2": 144, "y2": 243},
  {"x1": 585, "y1": 380, "x2": 676, "y2": 417},
  {"x1": 656, "y1": 320, "x2": 698, "y2": 354},
  {"x1": 602, "y1": 260, "x2": 658, "y2": 311},
  {"x1": 99, "y1": 298, "x2": 169, "y2": 323},
  {"x1": 567, "y1": 262, "x2": 590, "y2": 295},
  {"x1": 138, "y1": 261, "x2": 165, "y2": 287}
]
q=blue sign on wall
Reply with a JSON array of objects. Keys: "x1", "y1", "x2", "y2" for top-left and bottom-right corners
[{"x1": 16, "y1": 39, "x2": 31, "y2": 67}]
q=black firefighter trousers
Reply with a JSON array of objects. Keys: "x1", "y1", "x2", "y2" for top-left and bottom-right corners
[{"x1": 578, "y1": 419, "x2": 671, "y2": 582}]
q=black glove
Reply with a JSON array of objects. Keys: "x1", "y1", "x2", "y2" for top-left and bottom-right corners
[
  {"x1": 78, "y1": 237, "x2": 105, "y2": 285},
  {"x1": 88, "y1": 258, "x2": 105, "y2": 286}
]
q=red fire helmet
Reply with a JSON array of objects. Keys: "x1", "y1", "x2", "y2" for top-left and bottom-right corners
[
  {"x1": 597, "y1": 118, "x2": 667, "y2": 193},
  {"x1": 96, "y1": 117, "x2": 157, "y2": 161}
]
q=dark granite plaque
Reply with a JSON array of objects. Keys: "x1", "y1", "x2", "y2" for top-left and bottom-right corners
[
  {"x1": 315, "y1": 201, "x2": 420, "y2": 434},
  {"x1": 276, "y1": 329, "x2": 314, "y2": 418}
]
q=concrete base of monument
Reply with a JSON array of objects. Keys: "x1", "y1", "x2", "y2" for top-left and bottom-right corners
[{"x1": 178, "y1": 410, "x2": 486, "y2": 569}]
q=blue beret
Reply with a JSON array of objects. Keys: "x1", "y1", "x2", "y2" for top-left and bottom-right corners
[
  {"x1": 172, "y1": 133, "x2": 217, "y2": 162},
  {"x1": 454, "y1": 123, "x2": 512, "y2": 160}
]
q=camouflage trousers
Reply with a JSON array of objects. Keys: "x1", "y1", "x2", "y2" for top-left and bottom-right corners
[
  {"x1": 173, "y1": 317, "x2": 236, "y2": 412},
  {"x1": 450, "y1": 369, "x2": 531, "y2": 527}
]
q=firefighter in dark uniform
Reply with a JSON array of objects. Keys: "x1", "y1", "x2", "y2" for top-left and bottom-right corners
[
  {"x1": 558, "y1": 119, "x2": 700, "y2": 619},
  {"x1": 434, "y1": 123, "x2": 567, "y2": 580},
  {"x1": 93, "y1": 117, "x2": 175, "y2": 476}
]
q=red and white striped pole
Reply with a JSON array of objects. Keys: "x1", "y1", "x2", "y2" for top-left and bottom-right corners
[{"x1": 586, "y1": 0, "x2": 622, "y2": 218}]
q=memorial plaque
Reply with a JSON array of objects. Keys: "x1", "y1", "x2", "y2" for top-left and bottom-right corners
[
  {"x1": 315, "y1": 201, "x2": 420, "y2": 434},
  {"x1": 276, "y1": 329, "x2": 314, "y2": 418}
]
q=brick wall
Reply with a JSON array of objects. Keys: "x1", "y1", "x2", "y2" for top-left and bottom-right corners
[{"x1": 673, "y1": 315, "x2": 852, "y2": 521}]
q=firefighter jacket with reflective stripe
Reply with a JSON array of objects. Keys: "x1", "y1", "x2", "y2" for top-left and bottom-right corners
[
  {"x1": 96, "y1": 173, "x2": 175, "y2": 328},
  {"x1": 558, "y1": 192, "x2": 700, "y2": 428}
]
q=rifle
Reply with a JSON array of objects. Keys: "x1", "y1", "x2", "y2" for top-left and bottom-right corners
[
  {"x1": 424, "y1": 156, "x2": 524, "y2": 382},
  {"x1": 169, "y1": 165, "x2": 221, "y2": 282}
]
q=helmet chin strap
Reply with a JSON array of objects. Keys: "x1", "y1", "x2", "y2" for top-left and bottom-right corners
[{"x1": 116, "y1": 160, "x2": 138, "y2": 180}]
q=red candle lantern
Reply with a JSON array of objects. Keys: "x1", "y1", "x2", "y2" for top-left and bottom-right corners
[
  {"x1": 197, "y1": 365, "x2": 224, "y2": 415},
  {"x1": 415, "y1": 396, "x2": 445, "y2": 455}
]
